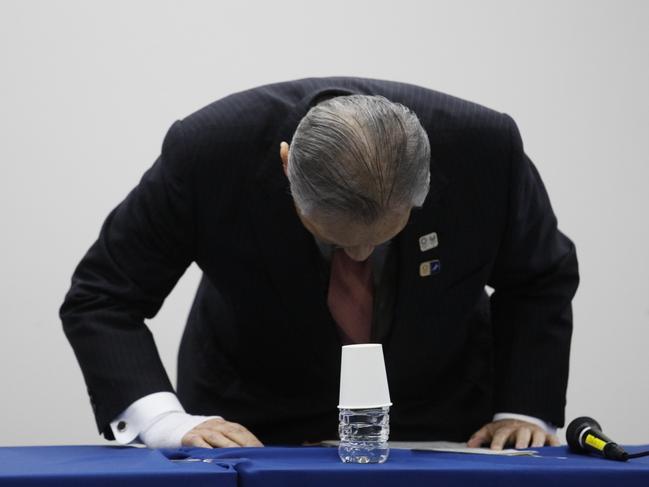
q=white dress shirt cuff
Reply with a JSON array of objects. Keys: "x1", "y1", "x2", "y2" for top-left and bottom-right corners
[
  {"x1": 139, "y1": 411, "x2": 221, "y2": 449},
  {"x1": 493, "y1": 412, "x2": 557, "y2": 435},
  {"x1": 110, "y1": 392, "x2": 187, "y2": 444}
]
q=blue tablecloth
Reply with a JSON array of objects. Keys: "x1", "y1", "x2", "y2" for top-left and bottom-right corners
[
  {"x1": 0, "y1": 445, "x2": 236, "y2": 486},
  {"x1": 2, "y1": 444, "x2": 649, "y2": 486},
  {"x1": 180, "y1": 444, "x2": 649, "y2": 487}
]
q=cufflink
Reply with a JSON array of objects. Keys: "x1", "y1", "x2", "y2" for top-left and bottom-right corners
[
  {"x1": 419, "y1": 259, "x2": 441, "y2": 277},
  {"x1": 117, "y1": 421, "x2": 127, "y2": 432},
  {"x1": 419, "y1": 232, "x2": 438, "y2": 251}
]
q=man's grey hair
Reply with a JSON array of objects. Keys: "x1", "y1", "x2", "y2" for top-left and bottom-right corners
[{"x1": 287, "y1": 94, "x2": 431, "y2": 225}]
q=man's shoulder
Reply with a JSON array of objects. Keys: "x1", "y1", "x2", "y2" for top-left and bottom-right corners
[{"x1": 179, "y1": 77, "x2": 508, "y2": 136}]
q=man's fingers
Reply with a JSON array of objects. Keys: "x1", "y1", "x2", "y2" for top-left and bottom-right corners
[
  {"x1": 469, "y1": 420, "x2": 556, "y2": 451},
  {"x1": 514, "y1": 427, "x2": 532, "y2": 449},
  {"x1": 490, "y1": 427, "x2": 514, "y2": 450},
  {"x1": 182, "y1": 418, "x2": 263, "y2": 448},
  {"x1": 201, "y1": 430, "x2": 241, "y2": 448},
  {"x1": 182, "y1": 433, "x2": 213, "y2": 449},
  {"x1": 467, "y1": 427, "x2": 490, "y2": 448},
  {"x1": 219, "y1": 422, "x2": 264, "y2": 447},
  {"x1": 531, "y1": 429, "x2": 546, "y2": 448}
]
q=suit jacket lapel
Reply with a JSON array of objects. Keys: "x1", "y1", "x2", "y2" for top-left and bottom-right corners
[
  {"x1": 389, "y1": 144, "x2": 451, "y2": 349},
  {"x1": 248, "y1": 85, "x2": 363, "y2": 374}
]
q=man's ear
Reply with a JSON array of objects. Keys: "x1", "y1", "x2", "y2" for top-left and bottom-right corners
[{"x1": 280, "y1": 142, "x2": 290, "y2": 177}]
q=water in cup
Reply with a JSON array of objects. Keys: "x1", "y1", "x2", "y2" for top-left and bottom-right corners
[{"x1": 338, "y1": 406, "x2": 390, "y2": 463}]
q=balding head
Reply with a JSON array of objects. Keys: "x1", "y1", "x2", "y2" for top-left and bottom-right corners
[{"x1": 285, "y1": 95, "x2": 431, "y2": 225}]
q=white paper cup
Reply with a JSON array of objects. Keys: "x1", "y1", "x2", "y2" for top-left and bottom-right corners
[{"x1": 338, "y1": 343, "x2": 392, "y2": 409}]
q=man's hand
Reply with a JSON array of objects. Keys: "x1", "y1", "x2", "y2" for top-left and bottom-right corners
[
  {"x1": 181, "y1": 417, "x2": 264, "y2": 448},
  {"x1": 467, "y1": 419, "x2": 560, "y2": 450}
]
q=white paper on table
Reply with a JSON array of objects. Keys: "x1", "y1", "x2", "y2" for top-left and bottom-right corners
[{"x1": 320, "y1": 440, "x2": 537, "y2": 456}]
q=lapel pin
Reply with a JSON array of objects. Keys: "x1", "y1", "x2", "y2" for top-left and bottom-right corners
[
  {"x1": 419, "y1": 259, "x2": 441, "y2": 277},
  {"x1": 419, "y1": 232, "x2": 439, "y2": 252}
]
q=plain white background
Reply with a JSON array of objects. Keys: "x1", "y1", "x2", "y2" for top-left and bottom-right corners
[{"x1": 1, "y1": 0, "x2": 647, "y2": 446}]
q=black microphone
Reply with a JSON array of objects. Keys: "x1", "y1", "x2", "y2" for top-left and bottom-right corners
[{"x1": 566, "y1": 417, "x2": 628, "y2": 461}]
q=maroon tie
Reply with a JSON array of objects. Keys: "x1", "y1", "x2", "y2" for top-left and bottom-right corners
[{"x1": 327, "y1": 249, "x2": 373, "y2": 344}]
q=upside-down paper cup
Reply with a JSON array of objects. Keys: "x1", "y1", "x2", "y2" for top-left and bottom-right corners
[{"x1": 338, "y1": 344, "x2": 392, "y2": 409}]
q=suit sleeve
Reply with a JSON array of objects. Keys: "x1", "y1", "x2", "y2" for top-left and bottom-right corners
[
  {"x1": 488, "y1": 114, "x2": 579, "y2": 428},
  {"x1": 59, "y1": 120, "x2": 196, "y2": 439}
]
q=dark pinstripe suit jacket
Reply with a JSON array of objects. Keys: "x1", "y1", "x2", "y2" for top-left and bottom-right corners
[{"x1": 60, "y1": 77, "x2": 579, "y2": 443}]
